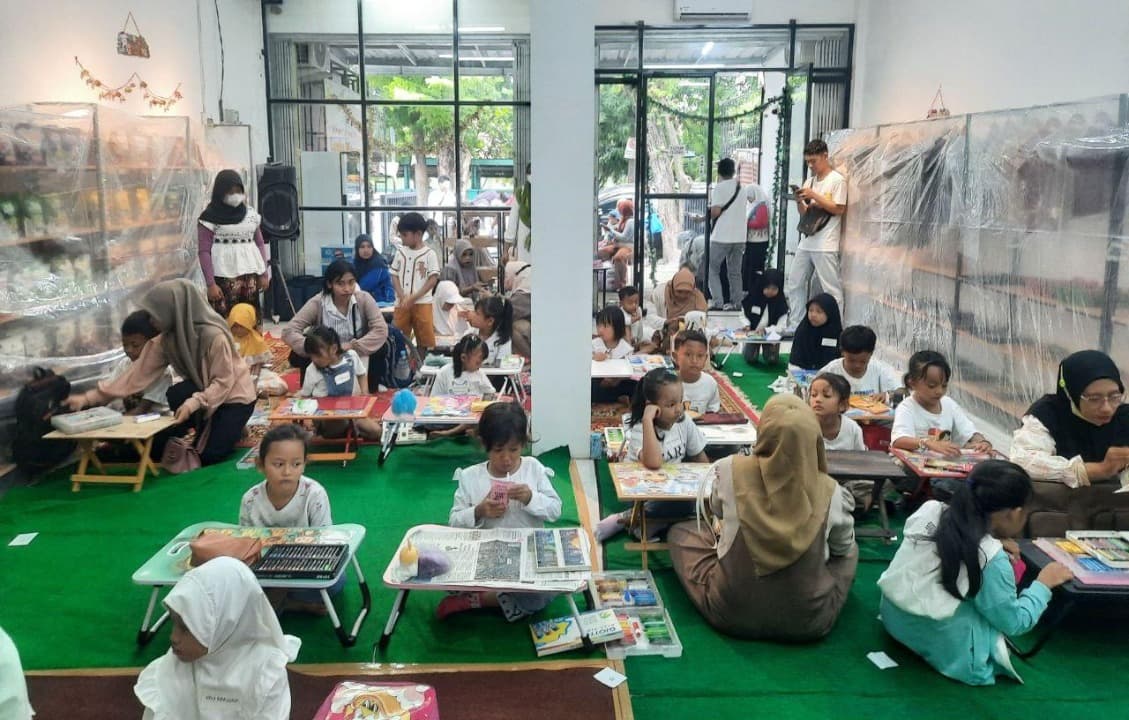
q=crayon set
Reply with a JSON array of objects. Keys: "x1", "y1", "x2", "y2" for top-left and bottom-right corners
[
  {"x1": 252, "y1": 543, "x2": 348, "y2": 580},
  {"x1": 604, "y1": 607, "x2": 682, "y2": 659}
]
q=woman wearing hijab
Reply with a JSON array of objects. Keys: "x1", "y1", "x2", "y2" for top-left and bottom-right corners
[
  {"x1": 353, "y1": 233, "x2": 395, "y2": 304},
  {"x1": 66, "y1": 279, "x2": 257, "y2": 466},
  {"x1": 505, "y1": 260, "x2": 533, "y2": 357},
  {"x1": 198, "y1": 170, "x2": 269, "y2": 318},
  {"x1": 789, "y1": 293, "x2": 843, "y2": 371},
  {"x1": 135, "y1": 557, "x2": 300, "y2": 719},
  {"x1": 1011, "y1": 350, "x2": 1129, "y2": 535},
  {"x1": 668, "y1": 394, "x2": 858, "y2": 640},
  {"x1": 441, "y1": 238, "x2": 486, "y2": 299},
  {"x1": 0, "y1": 627, "x2": 32, "y2": 720},
  {"x1": 662, "y1": 267, "x2": 708, "y2": 335},
  {"x1": 740, "y1": 268, "x2": 788, "y2": 365}
]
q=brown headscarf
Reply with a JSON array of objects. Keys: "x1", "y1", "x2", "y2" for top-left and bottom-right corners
[
  {"x1": 731, "y1": 393, "x2": 837, "y2": 576},
  {"x1": 664, "y1": 267, "x2": 708, "y2": 322},
  {"x1": 137, "y1": 279, "x2": 237, "y2": 389}
]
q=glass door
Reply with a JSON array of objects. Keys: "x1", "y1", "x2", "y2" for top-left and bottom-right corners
[
  {"x1": 779, "y1": 65, "x2": 813, "y2": 270},
  {"x1": 640, "y1": 73, "x2": 711, "y2": 302},
  {"x1": 594, "y1": 78, "x2": 639, "y2": 309}
]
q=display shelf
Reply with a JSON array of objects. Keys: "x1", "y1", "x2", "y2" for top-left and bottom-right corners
[{"x1": 0, "y1": 103, "x2": 208, "y2": 430}]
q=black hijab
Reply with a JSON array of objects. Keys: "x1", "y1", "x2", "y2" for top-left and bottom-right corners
[
  {"x1": 352, "y1": 233, "x2": 386, "y2": 279},
  {"x1": 742, "y1": 268, "x2": 789, "y2": 327},
  {"x1": 199, "y1": 169, "x2": 248, "y2": 225},
  {"x1": 1027, "y1": 350, "x2": 1129, "y2": 462},
  {"x1": 789, "y1": 293, "x2": 842, "y2": 370}
]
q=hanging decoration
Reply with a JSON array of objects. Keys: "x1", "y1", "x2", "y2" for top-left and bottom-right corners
[
  {"x1": 74, "y1": 57, "x2": 183, "y2": 111},
  {"x1": 116, "y1": 12, "x2": 151, "y2": 58},
  {"x1": 926, "y1": 86, "x2": 950, "y2": 120},
  {"x1": 648, "y1": 94, "x2": 784, "y2": 124}
]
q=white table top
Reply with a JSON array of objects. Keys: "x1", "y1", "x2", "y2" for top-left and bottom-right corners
[
  {"x1": 699, "y1": 422, "x2": 757, "y2": 445},
  {"x1": 591, "y1": 358, "x2": 635, "y2": 379},
  {"x1": 419, "y1": 357, "x2": 525, "y2": 377}
]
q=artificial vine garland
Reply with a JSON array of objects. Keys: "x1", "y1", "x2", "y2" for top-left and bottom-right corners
[{"x1": 74, "y1": 57, "x2": 183, "y2": 111}]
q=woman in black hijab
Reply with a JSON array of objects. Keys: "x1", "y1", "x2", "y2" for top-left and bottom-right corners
[
  {"x1": 740, "y1": 268, "x2": 789, "y2": 365},
  {"x1": 788, "y1": 293, "x2": 842, "y2": 371},
  {"x1": 197, "y1": 170, "x2": 269, "y2": 319},
  {"x1": 1011, "y1": 350, "x2": 1129, "y2": 535},
  {"x1": 353, "y1": 233, "x2": 395, "y2": 304}
]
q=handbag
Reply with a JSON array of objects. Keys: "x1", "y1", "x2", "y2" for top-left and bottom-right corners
[
  {"x1": 796, "y1": 201, "x2": 832, "y2": 237},
  {"x1": 188, "y1": 532, "x2": 263, "y2": 568},
  {"x1": 116, "y1": 12, "x2": 151, "y2": 58},
  {"x1": 160, "y1": 420, "x2": 212, "y2": 474}
]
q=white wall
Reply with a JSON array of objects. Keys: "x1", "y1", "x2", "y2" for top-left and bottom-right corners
[
  {"x1": 530, "y1": 0, "x2": 595, "y2": 456},
  {"x1": 853, "y1": 0, "x2": 1129, "y2": 126},
  {"x1": 0, "y1": 0, "x2": 268, "y2": 168}
]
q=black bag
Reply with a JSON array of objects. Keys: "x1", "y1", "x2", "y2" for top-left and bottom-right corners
[
  {"x1": 797, "y1": 205, "x2": 832, "y2": 236},
  {"x1": 373, "y1": 325, "x2": 420, "y2": 390},
  {"x1": 13, "y1": 368, "x2": 73, "y2": 473}
]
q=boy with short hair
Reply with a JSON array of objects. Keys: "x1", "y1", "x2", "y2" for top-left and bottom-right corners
[
  {"x1": 819, "y1": 324, "x2": 902, "y2": 396},
  {"x1": 108, "y1": 311, "x2": 172, "y2": 415},
  {"x1": 674, "y1": 330, "x2": 720, "y2": 414},
  {"x1": 618, "y1": 285, "x2": 643, "y2": 344},
  {"x1": 391, "y1": 211, "x2": 440, "y2": 350}
]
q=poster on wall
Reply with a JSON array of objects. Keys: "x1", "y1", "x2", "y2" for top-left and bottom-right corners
[{"x1": 117, "y1": 13, "x2": 151, "y2": 58}]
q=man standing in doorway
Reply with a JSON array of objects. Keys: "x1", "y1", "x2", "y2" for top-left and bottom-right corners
[
  {"x1": 708, "y1": 158, "x2": 756, "y2": 310},
  {"x1": 785, "y1": 139, "x2": 847, "y2": 330}
]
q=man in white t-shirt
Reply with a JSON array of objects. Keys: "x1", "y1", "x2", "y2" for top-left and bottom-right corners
[
  {"x1": 708, "y1": 158, "x2": 761, "y2": 310},
  {"x1": 786, "y1": 139, "x2": 847, "y2": 330},
  {"x1": 391, "y1": 212, "x2": 440, "y2": 349}
]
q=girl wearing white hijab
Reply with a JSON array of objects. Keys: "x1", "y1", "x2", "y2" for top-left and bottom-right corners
[{"x1": 135, "y1": 557, "x2": 300, "y2": 720}]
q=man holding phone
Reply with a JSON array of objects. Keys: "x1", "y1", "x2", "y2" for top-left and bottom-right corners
[{"x1": 785, "y1": 139, "x2": 847, "y2": 330}]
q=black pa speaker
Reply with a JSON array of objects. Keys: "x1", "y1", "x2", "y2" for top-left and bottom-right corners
[{"x1": 258, "y1": 163, "x2": 300, "y2": 240}]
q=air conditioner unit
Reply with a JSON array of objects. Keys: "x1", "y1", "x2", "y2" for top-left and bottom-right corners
[
  {"x1": 295, "y1": 42, "x2": 331, "y2": 76},
  {"x1": 674, "y1": 0, "x2": 751, "y2": 21}
]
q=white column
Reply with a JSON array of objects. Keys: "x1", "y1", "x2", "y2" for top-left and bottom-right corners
[{"x1": 530, "y1": 0, "x2": 595, "y2": 456}]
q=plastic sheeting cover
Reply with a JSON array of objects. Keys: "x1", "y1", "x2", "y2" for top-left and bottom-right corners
[{"x1": 828, "y1": 95, "x2": 1129, "y2": 430}]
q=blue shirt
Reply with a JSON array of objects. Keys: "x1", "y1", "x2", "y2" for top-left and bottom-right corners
[{"x1": 880, "y1": 552, "x2": 1052, "y2": 685}]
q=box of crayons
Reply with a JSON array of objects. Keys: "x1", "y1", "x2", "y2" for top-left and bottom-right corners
[
  {"x1": 251, "y1": 543, "x2": 348, "y2": 580},
  {"x1": 590, "y1": 570, "x2": 663, "y2": 610},
  {"x1": 604, "y1": 607, "x2": 682, "y2": 659}
]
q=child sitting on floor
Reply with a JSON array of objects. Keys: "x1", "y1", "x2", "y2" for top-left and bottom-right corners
[
  {"x1": 891, "y1": 350, "x2": 992, "y2": 457},
  {"x1": 107, "y1": 310, "x2": 172, "y2": 416},
  {"x1": 592, "y1": 305, "x2": 633, "y2": 361},
  {"x1": 810, "y1": 372, "x2": 871, "y2": 512},
  {"x1": 789, "y1": 293, "x2": 843, "y2": 371},
  {"x1": 674, "y1": 329, "x2": 720, "y2": 414},
  {"x1": 300, "y1": 325, "x2": 380, "y2": 439},
  {"x1": 819, "y1": 325, "x2": 902, "y2": 396},
  {"x1": 239, "y1": 424, "x2": 339, "y2": 614},
  {"x1": 441, "y1": 402, "x2": 562, "y2": 622},
  {"x1": 597, "y1": 368, "x2": 710, "y2": 542},
  {"x1": 740, "y1": 268, "x2": 788, "y2": 365},
  {"x1": 228, "y1": 303, "x2": 288, "y2": 397},
  {"x1": 878, "y1": 461, "x2": 1073, "y2": 685},
  {"x1": 134, "y1": 557, "x2": 300, "y2": 719},
  {"x1": 468, "y1": 294, "x2": 514, "y2": 364},
  {"x1": 429, "y1": 335, "x2": 495, "y2": 439}
]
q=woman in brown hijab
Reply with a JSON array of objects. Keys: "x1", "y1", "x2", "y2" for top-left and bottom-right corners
[
  {"x1": 668, "y1": 393, "x2": 858, "y2": 641},
  {"x1": 663, "y1": 266, "x2": 707, "y2": 331},
  {"x1": 66, "y1": 279, "x2": 257, "y2": 466}
]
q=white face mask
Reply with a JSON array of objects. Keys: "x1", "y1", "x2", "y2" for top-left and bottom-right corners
[{"x1": 223, "y1": 193, "x2": 245, "y2": 207}]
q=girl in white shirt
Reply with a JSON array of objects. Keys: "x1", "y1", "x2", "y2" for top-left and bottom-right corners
[
  {"x1": 238, "y1": 424, "x2": 340, "y2": 611},
  {"x1": 134, "y1": 557, "x2": 300, "y2": 720},
  {"x1": 809, "y1": 373, "x2": 865, "y2": 451},
  {"x1": 441, "y1": 402, "x2": 562, "y2": 622},
  {"x1": 592, "y1": 305, "x2": 633, "y2": 360},
  {"x1": 468, "y1": 294, "x2": 514, "y2": 364},
  {"x1": 432, "y1": 335, "x2": 495, "y2": 397},
  {"x1": 596, "y1": 368, "x2": 709, "y2": 542},
  {"x1": 891, "y1": 350, "x2": 992, "y2": 457}
]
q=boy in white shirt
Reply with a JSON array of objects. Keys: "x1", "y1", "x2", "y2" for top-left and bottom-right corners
[
  {"x1": 674, "y1": 330, "x2": 721, "y2": 414},
  {"x1": 391, "y1": 212, "x2": 440, "y2": 350},
  {"x1": 108, "y1": 311, "x2": 172, "y2": 414},
  {"x1": 820, "y1": 325, "x2": 903, "y2": 396}
]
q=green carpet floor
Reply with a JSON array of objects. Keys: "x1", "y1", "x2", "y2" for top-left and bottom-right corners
[
  {"x1": 0, "y1": 440, "x2": 583, "y2": 670},
  {"x1": 595, "y1": 352, "x2": 1129, "y2": 718}
]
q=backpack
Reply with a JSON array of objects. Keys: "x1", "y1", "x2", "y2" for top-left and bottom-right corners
[
  {"x1": 374, "y1": 325, "x2": 421, "y2": 390},
  {"x1": 13, "y1": 367, "x2": 73, "y2": 473},
  {"x1": 747, "y1": 201, "x2": 769, "y2": 231}
]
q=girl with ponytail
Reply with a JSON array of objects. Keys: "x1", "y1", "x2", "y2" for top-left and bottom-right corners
[{"x1": 877, "y1": 461, "x2": 1073, "y2": 685}]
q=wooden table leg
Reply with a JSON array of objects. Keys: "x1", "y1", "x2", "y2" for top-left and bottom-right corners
[
  {"x1": 131, "y1": 438, "x2": 156, "y2": 491},
  {"x1": 72, "y1": 441, "x2": 94, "y2": 492}
]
